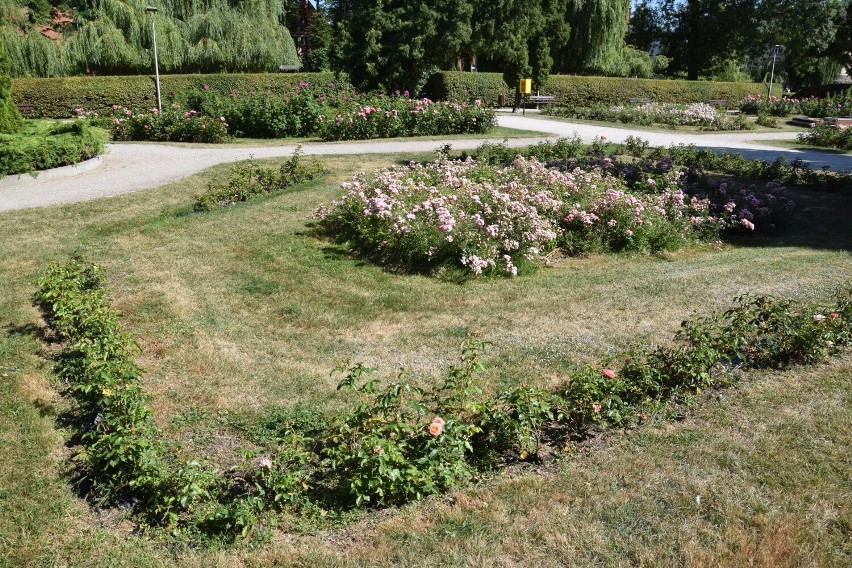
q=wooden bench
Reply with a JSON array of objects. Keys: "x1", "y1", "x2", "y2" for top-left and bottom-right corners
[
  {"x1": 790, "y1": 116, "x2": 825, "y2": 128},
  {"x1": 16, "y1": 103, "x2": 34, "y2": 116},
  {"x1": 627, "y1": 97, "x2": 651, "y2": 104},
  {"x1": 708, "y1": 99, "x2": 729, "y2": 108},
  {"x1": 529, "y1": 95, "x2": 556, "y2": 106}
]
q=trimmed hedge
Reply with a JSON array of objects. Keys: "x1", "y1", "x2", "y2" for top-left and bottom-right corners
[
  {"x1": 11, "y1": 72, "x2": 337, "y2": 118},
  {"x1": 15, "y1": 71, "x2": 768, "y2": 118},
  {"x1": 424, "y1": 72, "x2": 766, "y2": 108}
]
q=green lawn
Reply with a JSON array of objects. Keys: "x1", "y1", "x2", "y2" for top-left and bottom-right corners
[
  {"x1": 746, "y1": 137, "x2": 852, "y2": 155},
  {"x1": 1, "y1": 149, "x2": 850, "y2": 566}
]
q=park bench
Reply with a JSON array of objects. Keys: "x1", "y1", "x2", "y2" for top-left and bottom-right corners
[
  {"x1": 627, "y1": 97, "x2": 651, "y2": 104},
  {"x1": 529, "y1": 94, "x2": 556, "y2": 107},
  {"x1": 16, "y1": 103, "x2": 34, "y2": 116},
  {"x1": 790, "y1": 116, "x2": 824, "y2": 128},
  {"x1": 707, "y1": 99, "x2": 741, "y2": 114}
]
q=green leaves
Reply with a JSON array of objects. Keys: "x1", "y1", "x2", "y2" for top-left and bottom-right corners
[
  {"x1": 35, "y1": 254, "x2": 852, "y2": 539},
  {"x1": 194, "y1": 149, "x2": 325, "y2": 211}
]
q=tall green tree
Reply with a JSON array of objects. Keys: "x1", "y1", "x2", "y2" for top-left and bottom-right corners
[
  {"x1": 626, "y1": 0, "x2": 663, "y2": 52},
  {"x1": 756, "y1": 0, "x2": 848, "y2": 85},
  {"x1": 659, "y1": 0, "x2": 756, "y2": 80},
  {"x1": 468, "y1": 0, "x2": 570, "y2": 90},
  {"x1": 2, "y1": 0, "x2": 300, "y2": 76},
  {"x1": 0, "y1": 35, "x2": 22, "y2": 133},
  {"x1": 330, "y1": 0, "x2": 471, "y2": 92},
  {"x1": 557, "y1": 0, "x2": 630, "y2": 75}
]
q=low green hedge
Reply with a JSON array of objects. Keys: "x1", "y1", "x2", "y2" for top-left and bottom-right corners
[
  {"x1": 0, "y1": 122, "x2": 105, "y2": 175},
  {"x1": 425, "y1": 72, "x2": 765, "y2": 108},
  {"x1": 11, "y1": 72, "x2": 337, "y2": 118}
]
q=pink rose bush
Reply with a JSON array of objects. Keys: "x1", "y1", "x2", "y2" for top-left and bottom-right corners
[
  {"x1": 109, "y1": 104, "x2": 229, "y2": 143},
  {"x1": 317, "y1": 95, "x2": 496, "y2": 140},
  {"x1": 317, "y1": 155, "x2": 781, "y2": 276}
]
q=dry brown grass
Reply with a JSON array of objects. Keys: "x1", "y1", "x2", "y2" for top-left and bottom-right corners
[{"x1": 0, "y1": 150, "x2": 850, "y2": 566}]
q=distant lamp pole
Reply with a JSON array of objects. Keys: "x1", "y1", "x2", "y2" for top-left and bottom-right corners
[
  {"x1": 768, "y1": 45, "x2": 780, "y2": 100},
  {"x1": 146, "y1": 6, "x2": 161, "y2": 112}
]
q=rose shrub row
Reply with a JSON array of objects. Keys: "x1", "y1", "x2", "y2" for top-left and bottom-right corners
[
  {"x1": 739, "y1": 92, "x2": 851, "y2": 118},
  {"x1": 37, "y1": 256, "x2": 852, "y2": 537},
  {"x1": 193, "y1": 149, "x2": 326, "y2": 211},
  {"x1": 91, "y1": 84, "x2": 495, "y2": 143}
]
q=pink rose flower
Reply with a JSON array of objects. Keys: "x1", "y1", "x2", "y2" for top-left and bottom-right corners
[
  {"x1": 592, "y1": 403, "x2": 601, "y2": 414},
  {"x1": 601, "y1": 368, "x2": 616, "y2": 379}
]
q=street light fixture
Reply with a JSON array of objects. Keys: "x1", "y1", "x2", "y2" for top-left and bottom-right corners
[
  {"x1": 768, "y1": 45, "x2": 780, "y2": 100},
  {"x1": 146, "y1": 6, "x2": 161, "y2": 112}
]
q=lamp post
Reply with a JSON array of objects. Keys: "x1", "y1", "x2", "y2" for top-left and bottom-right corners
[
  {"x1": 768, "y1": 44, "x2": 780, "y2": 100},
  {"x1": 146, "y1": 6, "x2": 161, "y2": 112}
]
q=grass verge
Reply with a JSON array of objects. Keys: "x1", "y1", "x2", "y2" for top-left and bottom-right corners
[{"x1": 0, "y1": 148, "x2": 850, "y2": 565}]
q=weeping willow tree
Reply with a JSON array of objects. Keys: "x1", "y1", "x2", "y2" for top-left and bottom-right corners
[
  {"x1": 185, "y1": 2, "x2": 298, "y2": 72},
  {"x1": 1, "y1": 0, "x2": 299, "y2": 76},
  {"x1": 0, "y1": 35, "x2": 22, "y2": 132},
  {"x1": 555, "y1": 0, "x2": 631, "y2": 74}
]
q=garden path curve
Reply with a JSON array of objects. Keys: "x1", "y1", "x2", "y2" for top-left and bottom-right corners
[{"x1": 1, "y1": 114, "x2": 850, "y2": 212}]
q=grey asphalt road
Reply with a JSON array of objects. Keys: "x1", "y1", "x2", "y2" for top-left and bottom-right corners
[{"x1": 1, "y1": 113, "x2": 849, "y2": 212}]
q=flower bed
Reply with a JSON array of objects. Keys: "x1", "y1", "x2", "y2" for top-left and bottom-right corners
[
  {"x1": 107, "y1": 104, "x2": 230, "y2": 143},
  {"x1": 36, "y1": 255, "x2": 852, "y2": 538},
  {"x1": 87, "y1": 84, "x2": 496, "y2": 143},
  {"x1": 546, "y1": 102, "x2": 753, "y2": 131},
  {"x1": 194, "y1": 149, "x2": 325, "y2": 211},
  {"x1": 316, "y1": 154, "x2": 794, "y2": 276},
  {"x1": 739, "y1": 92, "x2": 851, "y2": 118},
  {"x1": 317, "y1": 96, "x2": 495, "y2": 141}
]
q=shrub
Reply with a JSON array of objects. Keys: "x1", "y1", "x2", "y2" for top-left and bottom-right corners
[
  {"x1": 740, "y1": 93, "x2": 850, "y2": 118},
  {"x1": 547, "y1": 102, "x2": 755, "y2": 131},
  {"x1": 317, "y1": 95, "x2": 496, "y2": 141},
  {"x1": 324, "y1": 361, "x2": 479, "y2": 506},
  {"x1": 680, "y1": 294, "x2": 850, "y2": 368},
  {"x1": 186, "y1": 83, "x2": 345, "y2": 138},
  {"x1": 194, "y1": 149, "x2": 325, "y2": 211},
  {"x1": 756, "y1": 111, "x2": 777, "y2": 127},
  {"x1": 109, "y1": 104, "x2": 229, "y2": 143},
  {"x1": 797, "y1": 124, "x2": 852, "y2": 151},
  {"x1": 0, "y1": 121, "x2": 105, "y2": 176},
  {"x1": 35, "y1": 255, "x2": 852, "y2": 537},
  {"x1": 317, "y1": 152, "x2": 791, "y2": 276}
]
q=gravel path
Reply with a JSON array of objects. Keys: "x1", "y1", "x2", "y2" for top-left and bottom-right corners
[{"x1": 2, "y1": 114, "x2": 850, "y2": 212}]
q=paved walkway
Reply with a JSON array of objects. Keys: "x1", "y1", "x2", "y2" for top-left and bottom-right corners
[{"x1": 2, "y1": 114, "x2": 850, "y2": 212}]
